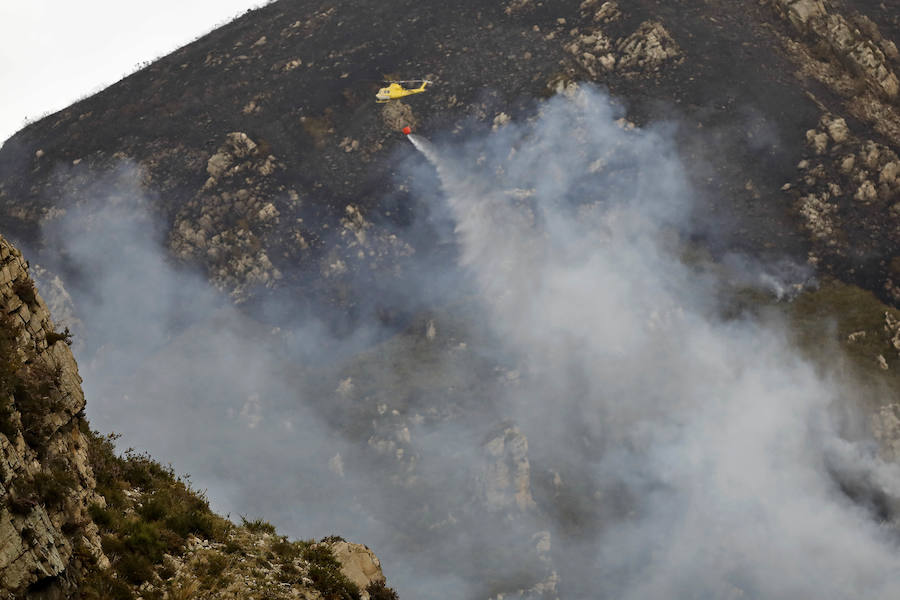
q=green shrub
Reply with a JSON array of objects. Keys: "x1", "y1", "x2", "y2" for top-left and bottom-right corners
[
  {"x1": 271, "y1": 537, "x2": 301, "y2": 562},
  {"x1": 84, "y1": 431, "x2": 130, "y2": 509},
  {"x1": 100, "y1": 533, "x2": 126, "y2": 557},
  {"x1": 12, "y1": 278, "x2": 37, "y2": 305},
  {"x1": 157, "y1": 560, "x2": 177, "y2": 581},
  {"x1": 88, "y1": 503, "x2": 115, "y2": 530},
  {"x1": 120, "y1": 451, "x2": 173, "y2": 488},
  {"x1": 321, "y1": 535, "x2": 346, "y2": 544},
  {"x1": 31, "y1": 462, "x2": 77, "y2": 509},
  {"x1": 79, "y1": 572, "x2": 134, "y2": 600},
  {"x1": 45, "y1": 328, "x2": 72, "y2": 346},
  {"x1": 366, "y1": 580, "x2": 399, "y2": 600},
  {"x1": 61, "y1": 519, "x2": 81, "y2": 535},
  {"x1": 117, "y1": 551, "x2": 155, "y2": 585},
  {"x1": 0, "y1": 313, "x2": 23, "y2": 398},
  {"x1": 0, "y1": 309, "x2": 67, "y2": 449},
  {"x1": 203, "y1": 552, "x2": 228, "y2": 577},
  {"x1": 14, "y1": 360, "x2": 64, "y2": 449},
  {"x1": 0, "y1": 399, "x2": 18, "y2": 440},
  {"x1": 82, "y1": 425, "x2": 233, "y2": 591},
  {"x1": 303, "y1": 544, "x2": 361, "y2": 600},
  {"x1": 20, "y1": 526, "x2": 36, "y2": 544},
  {"x1": 76, "y1": 540, "x2": 135, "y2": 600},
  {"x1": 166, "y1": 508, "x2": 217, "y2": 540},
  {"x1": 307, "y1": 564, "x2": 361, "y2": 600},
  {"x1": 136, "y1": 490, "x2": 171, "y2": 522},
  {"x1": 85, "y1": 431, "x2": 123, "y2": 481},
  {"x1": 241, "y1": 516, "x2": 276, "y2": 535},
  {"x1": 7, "y1": 493, "x2": 36, "y2": 515},
  {"x1": 0, "y1": 312, "x2": 23, "y2": 440},
  {"x1": 277, "y1": 562, "x2": 301, "y2": 583},
  {"x1": 124, "y1": 520, "x2": 167, "y2": 562},
  {"x1": 302, "y1": 543, "x2": 341, "y2": 568},
  {"x1": 100, "y1": 484, "x2": 127, "y2": 511}
]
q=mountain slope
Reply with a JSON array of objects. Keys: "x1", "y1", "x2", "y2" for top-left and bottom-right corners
[{"x1": 0, "y1": 0, "x2": 896, "y2": 309}]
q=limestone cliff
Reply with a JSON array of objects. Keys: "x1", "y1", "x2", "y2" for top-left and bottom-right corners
[{"x1": 0, "y1": 234, "x2": 107, "y2": 597}]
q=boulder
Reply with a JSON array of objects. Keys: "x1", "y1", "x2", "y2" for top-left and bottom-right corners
[{"x1": 329, "y1": 541, "x2": 385, "y2": 595}]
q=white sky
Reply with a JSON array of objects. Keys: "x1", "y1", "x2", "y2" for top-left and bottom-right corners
[{"x1": 0, "y1": 1, "x2": 271, "y2": 146}]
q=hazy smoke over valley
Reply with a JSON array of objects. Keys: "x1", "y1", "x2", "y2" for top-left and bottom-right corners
[{"x1": 34, "y1": 86, "x2": 900, "y2": 598}]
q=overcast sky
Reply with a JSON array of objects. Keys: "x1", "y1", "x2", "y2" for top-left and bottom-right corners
[{"x1": 0, "y1": 1, "x2": 270, "y2": 146}]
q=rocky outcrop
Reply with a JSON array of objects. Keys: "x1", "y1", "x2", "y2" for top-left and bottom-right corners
[
  {"x1": 330, "y1": 540, "x2": 385, "y2": 598},
  {"x1": 774, "y1": 1, "x2": 900, "y2": 307},
  {"x1": 380, "y1": 101, "x2": 417, "y2": 133},
  {"x1": 479, "y1": 424, "x2": 536, "y2": 513},
  {"x1": 772, "y1": 0, "x2": 900, "y2": 156},
  {"x1": 0, "y1": 234, "x2": 107, "y2": 597},
  {"x1": 169, "y1": 132, "x2": 290, "y2": 301},
  {"x1": 615, "y1": 21, "x2": 683, "y2": 74},
  {"x1": 565, "y1": 18, "x2": 682, "y2": 79},
  {"x1": 129, "y1": 532, "x2": 387, "y2": 600},
  {"x1": 872, "y1": 403, "x2": 900, "y2": 462},
  {"x1": 773, "y1": 0, "x2": 899, "y2": 100},
  {"x1": 886, "y1": 311, "x2": 900, "y2": 355},
  {"x1": 562, "y1": 0, "x2": 680, "y2": 78},
  {"x1": 788, "y1": 113, "x2": 900, "y2": 302}
]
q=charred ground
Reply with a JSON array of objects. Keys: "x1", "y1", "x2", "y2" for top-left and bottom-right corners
[{"x1": 1, "y1": 0, "x2": 898, "y2": 314}]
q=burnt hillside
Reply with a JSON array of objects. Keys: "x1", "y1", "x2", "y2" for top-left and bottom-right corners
[{"x1": 1, "y1": 0, "x2": 897, "y2": 310}]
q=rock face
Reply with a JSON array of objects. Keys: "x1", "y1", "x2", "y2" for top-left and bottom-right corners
[
  {"x1": 564, "y1": 4, "x2": 682, "y2": 80},
  {"x1": 789, "y1": 112, "x2": 900, "y2": 302},
  {"x1": 479, "y1": 424, "x2": 536, "y2": 513},
  {"x1": 0, "y1": 234, "x2": 107, "y2": 597},
  {"x1": 329, "y1": 540, "x2": 385, "y2": 598},
  {"x1": 873, "y1": 404, "x2": 900, "y2": 462},
  {"x1": 773, "y1": 0, "x2": 899, "y2": 100},
  {"x1": 169, "y1": 131, "x2": 288, "y2": 300}
]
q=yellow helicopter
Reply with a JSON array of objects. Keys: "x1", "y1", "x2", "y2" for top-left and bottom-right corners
[{"x1": 375, "y1": 80, "x2": 432, "y2": 103}]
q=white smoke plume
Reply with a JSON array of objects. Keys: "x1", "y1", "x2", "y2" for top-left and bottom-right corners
[
  {"x1": 407, "y1": 86, "x2": 900, "y2": 598},
  {"x1": 24, "y1": 85, "x2": 900, "y2": 599}
]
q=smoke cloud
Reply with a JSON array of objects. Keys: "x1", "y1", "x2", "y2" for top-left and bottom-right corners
[{"x1": 30, "y1": 85, "x2": 900, "y2": 599}]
